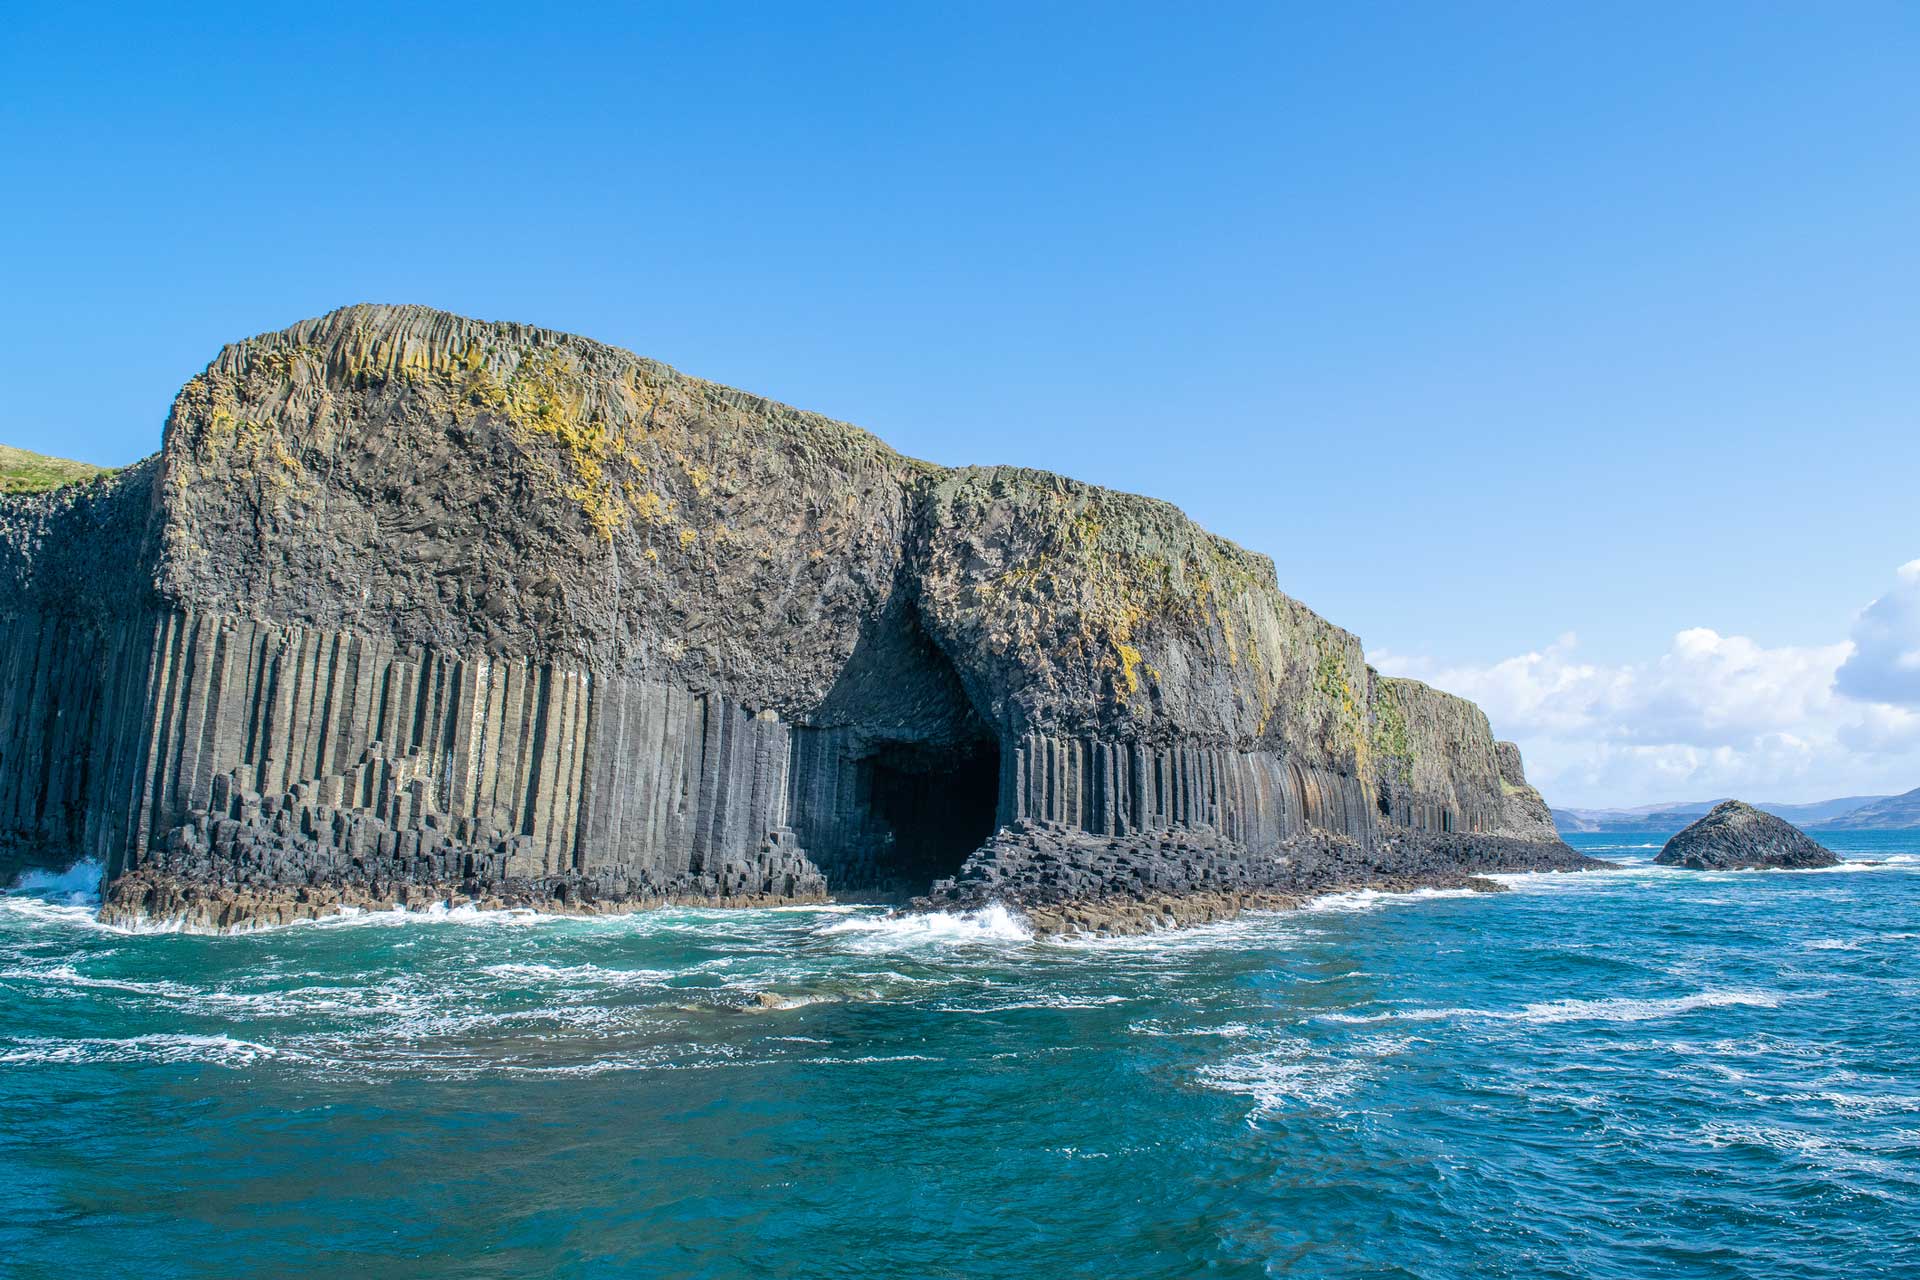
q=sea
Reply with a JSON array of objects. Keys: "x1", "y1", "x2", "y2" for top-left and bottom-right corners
[{"x1": 2, "y1": 831, "x2": 1915, "y2": 1279}]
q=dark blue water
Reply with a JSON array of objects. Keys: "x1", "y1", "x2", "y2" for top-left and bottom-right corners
[{"x1": 3, "y1": 832, "x2": 1916, "y2": 1278}]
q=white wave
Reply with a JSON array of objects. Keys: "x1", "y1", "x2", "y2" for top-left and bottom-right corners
[
  {"x1": 292, "y1": 899, "x2": 867, "y2": 935},
  {"x1": 1635, "y1": 855, "x2": 1919, "y2": 880},
  {"x1": 1697, "y1": 1121, "x2": 1900, "y2": 1178},
  {"x1": 1745, "y1": 1088, "x2": 1920, "y2": 1118},
  {"x1": 0, "y1": 893, "x2": 110, "y2": 932},
  {"x1": 451, "y1": 1049, "x2": 687, "y2": 1079},
  {"x1": 1485, "y1": 855, "x2": 1920, "y2": 896},
  {"x1": 1319, "y1": 988, "x2": 1784, "y2": 1027},
  {"x1": 0, "y1": 962, "x2": 209, "y2": 1002},
  {"x1": 815, "y1": 904, "x2": 1033, "y2": 947},
  {"x1": 1130, "y1": 1019, "x2": 1260, "y2": 1039},
  {"x1": 6, "y1": 857, "x2": 105, "y2": 903},
  {"x1": 1318, "y1": 1006, "x2": 1471, "y2": 1025},
  {"x1": 1616, "y1": 1033, "x2": 1841, "y2": 1066},
  {"x1": 940, "y1": 993, "x2": 1129, "y2": 1013},
  {"x1": 1794, "y1": 932, "x2": 1918, "y2": 952},
  {"x1": 294, "y1": 901, "x2": 553, "y2": 930},
  {"x1": 1, "y1": 858, "x2": 111, "y2": 930},
  {"x1": 478, "y1": 961, "x2": 672, "y2": 988},
  {"x1": 1302, "y1": 886, "x2": 1484, "y2": 914},
  {"x1": 0, "y1": 961, "x2": 467, "y2": 1023},
  {"x1": 1813, "y1": 1090, "x2": 1920, "y2": 1117},
  {"x1": 0, "y1": 1032, "x2": 279, "y2": 1067},
  {"x1": 107, "y1": 899, "x2": 573, "y2": 937},
  {"x1": 1518, "y1": 989, "x2": 1784, "y2": 1023},
  {"x1": 1484, "y1": 863, "x2": 1656, "y2": 889},
  {"x1": 1045, "y1": 911, "x2": 1304, "y2": 954},
  {"x1": 1198, "y1": 1032, "x2": 1414, "y2": 1119},
  {"x1": 1198, "y1": 1041, "x2": 1358, "y2": 1116},
  {"x1": 1788, "y1": 855, "x2": 1920, "y2": 873},
  {"x1": 96, "y1": 896, "x2": 737, "y2": 938}
]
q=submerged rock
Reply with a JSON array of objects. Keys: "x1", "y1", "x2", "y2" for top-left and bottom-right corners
[
  {"x1": 0, "y1": 304, "x2": 1594, "y2": 931},
  {"x1": 1654, "y1": 801, "x2": 1841, "y2": 871}
]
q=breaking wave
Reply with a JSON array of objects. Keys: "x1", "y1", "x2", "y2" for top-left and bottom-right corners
[
  {"x1": 813, "y1": 903, "x2": 1034, "y2": 947},
  {"x1": 6, "y1": 857, "x2": 105, "y2": 903}
]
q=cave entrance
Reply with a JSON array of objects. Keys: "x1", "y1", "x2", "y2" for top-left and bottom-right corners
[{"x1": 857, "y1": 737, "x2": 1000, "y2": 900}]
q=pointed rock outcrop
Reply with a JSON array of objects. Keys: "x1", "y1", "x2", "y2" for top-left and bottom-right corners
[{"x1": 1655, "y1": 801, "x2": 1840, "y2": 871}]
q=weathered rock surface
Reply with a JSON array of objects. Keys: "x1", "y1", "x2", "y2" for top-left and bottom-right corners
[
  {"x1": 0, "y1": 304, "x2": 1593, "y2": 931},
  {"x1": 1654, "y1": 801, "x2": 1841, "y2": 871},
  {"x1": 913, "y1": 819, "x2": 1582, "y2": 935}
]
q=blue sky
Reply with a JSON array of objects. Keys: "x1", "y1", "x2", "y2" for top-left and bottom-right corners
[{"x1": 4, "y1": 3, "x2": 1917, "y2": 806}]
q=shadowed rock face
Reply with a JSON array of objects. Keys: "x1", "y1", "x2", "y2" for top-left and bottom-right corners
[
  {"x1": 1654, "y1": 801, "x2": 1841, "y2": 871},
  {"x1": 0, "y1": 304, "x2": 1590, "y2": 931}
]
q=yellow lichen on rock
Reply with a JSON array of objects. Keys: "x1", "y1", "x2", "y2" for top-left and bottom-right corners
[{"x1": 502, "y1": 348, "x2": 629, "y2": 541}]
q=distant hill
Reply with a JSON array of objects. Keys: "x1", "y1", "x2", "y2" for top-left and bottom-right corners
[
  {"x1": 1554, "y1": 795, "x2": 1894, "y2": 835},
  {"x1": 1808, "y1": 786, "x2": 1920, "y2": 830},
  {"x1": 0, "y1": 444, "x2": 111, "y2": 495}
]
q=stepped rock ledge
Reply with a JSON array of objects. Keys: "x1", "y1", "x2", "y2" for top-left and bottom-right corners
[{"x1": 0, "y1": 305, "x2": 1597, "y2": 934}]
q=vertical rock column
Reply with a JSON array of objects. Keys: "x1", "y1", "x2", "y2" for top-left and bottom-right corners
[
  {"x1": 1007, "y1": 733, "x2": 1382, "y2": 847},
  {"x1": 111, "y1": 610, "x2": 598, "y2": 877},
  {"x1": 107, "y1": 613, "x2": 817, "y2": 892},
  {"x1": 0, "y1": 611, "x2": 158, "y2": 866}
]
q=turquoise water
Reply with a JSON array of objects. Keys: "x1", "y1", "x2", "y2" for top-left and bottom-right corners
[{"x1": 3, "y1": 833, "x2": 1917, "y2": 1278}]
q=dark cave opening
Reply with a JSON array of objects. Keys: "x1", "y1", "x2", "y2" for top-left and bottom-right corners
[{"x1": 855, "y1": 738, "x2": 1000, "y2": 899}]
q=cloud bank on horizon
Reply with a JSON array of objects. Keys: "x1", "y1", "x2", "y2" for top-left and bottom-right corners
[{"x1": 1372, "y1": 560, "x2": 1920, "y2": 810}]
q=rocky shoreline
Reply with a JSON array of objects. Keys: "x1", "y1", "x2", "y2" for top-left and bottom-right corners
[
  {"x1": 914, "y1": 819, "x2": 1600, "y2": 936},
  {"x1": 95, "y1": 867, "x2": 825, "y2": 933},
  {"x1": 93, "y1": 815, "x2": 1600, "y2": 936},
  {"x1": 93, "y1": 863, "x2": 1554, "y2": 937},
  {"x1": 1009, "y1": 874, "x2": 1519, "y2": 938}
]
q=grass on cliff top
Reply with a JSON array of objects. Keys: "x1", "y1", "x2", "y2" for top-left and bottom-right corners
[{"x1": 0, "y1": 444, "x2": 112, "y2": 494}]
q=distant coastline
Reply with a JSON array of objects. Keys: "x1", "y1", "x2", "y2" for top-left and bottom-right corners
[{"x1": 1553, "y1": 785, "x2": 1920, "y2": 835}]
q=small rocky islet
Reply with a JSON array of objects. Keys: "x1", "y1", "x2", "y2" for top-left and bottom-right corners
[
  {"x1": 1654, "y1": 800, "x2": 1842, "y2": 871},
  {"x1": 0, "y1": 304, "x2": 1601, "y2": 935}
]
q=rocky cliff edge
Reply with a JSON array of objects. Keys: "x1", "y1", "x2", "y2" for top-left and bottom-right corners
[{"x1": 0, "y1": 305, "x2": 1591, "y2": 932}]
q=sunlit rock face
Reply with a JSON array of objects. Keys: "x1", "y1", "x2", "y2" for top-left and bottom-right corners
[{"x1": 0, "y1": 305, "x2": 1583, "y2": 930}]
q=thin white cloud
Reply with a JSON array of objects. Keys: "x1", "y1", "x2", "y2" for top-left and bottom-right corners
[{"x1": 1370, "y1": 562, "x2": 1920, "y2": 808}]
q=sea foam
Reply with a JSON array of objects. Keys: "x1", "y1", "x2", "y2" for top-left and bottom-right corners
[
  {"x1": 1318, "y1": 988, "x2": 1785, "y2": 1027},
  {"x1": 814, "y1": 904, "x2": 1033, "y2": 947},
  {"x1": 5, "y1": 857, "x2": 105, "y2": 904},
  {"x1": 0, "y1": 1032, "x2": 279, "y2": 1067}
]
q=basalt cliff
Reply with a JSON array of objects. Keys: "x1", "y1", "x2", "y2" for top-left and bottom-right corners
[{"x1": 0, "y1": 306, "x2": 1590, "y2": 933}]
